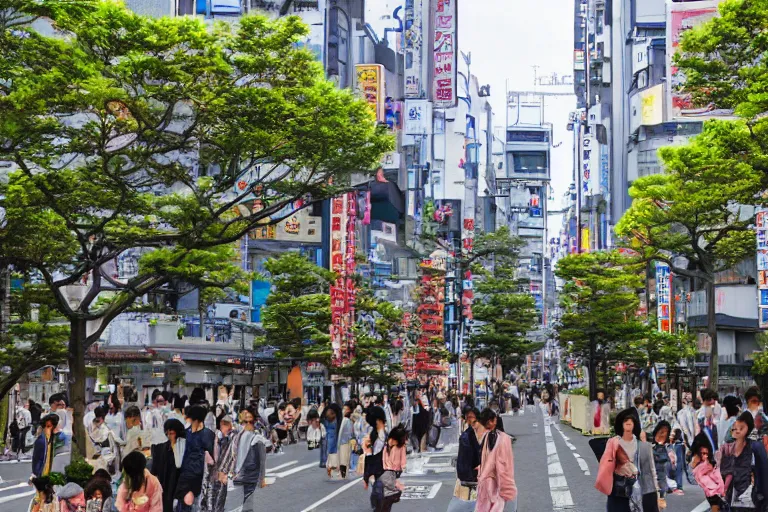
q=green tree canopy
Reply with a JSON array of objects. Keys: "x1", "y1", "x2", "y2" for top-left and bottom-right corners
[
  {"x1": 555, "y1": 251, "x2": 647, "y2": 400},
  {"x1": 616, "y1": 120, "x2": 762, "y2": 388},
  {"x1": 0, "y1": 1, "x2": 390, "y2": 456}
]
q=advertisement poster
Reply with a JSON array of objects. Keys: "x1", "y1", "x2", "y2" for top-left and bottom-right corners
[
  {"x1": 656, "y1": 262, "x2": 672, "y2": 333},
  {"x1": 667, "y1": 1, "x2": 730, "y2": 119},
  {"x1": 403, "y1": 0, "x2": 423, "y2": 98},
  {"x1": 582, "y1": 132, "x2": 597, "y2": 195},
  {"x1": 432, "y1": 0, "x2": 457, "y2": 108},
  {"x1": 757, "y1": 210, "x2": 768, "y2": 328},
  {"x1": 355, "y1": 64, "x2": 385, "y2": 122},
  {"x1": 404, "y1": 99, "x2": 431, "y2": 135}
]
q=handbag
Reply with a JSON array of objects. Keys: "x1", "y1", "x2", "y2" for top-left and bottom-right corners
[{"x1": 612, "y1": 474, "x2": 637, "y2": 499}]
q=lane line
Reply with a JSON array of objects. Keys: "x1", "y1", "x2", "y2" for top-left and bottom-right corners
[
  {"x1": 551, "y1": 422, "x2": 591, "y2": 476},
  {"x1": 0, "y1": 482, "x2": 31, "y2": 492},
  {"x1": 427, "y1": 481, "x2": 443, "y2": 499},
  {"x1": 266, "y1": 460, "x2": 298, "y2": 472},
  {"x1": 0, "y1": 490, "x2": 35, "y2": 504},
  {"x1": 270, "y1": 462, "x2": 318, "y2": 478},
  {"x1": 542, "y1": 413, "x2": 575, "y2": 510},
  {"x1": 299, "y1": 477, "x2": 362, "y2": 512},
  {"x1": 691, "y1": 500, "x2": 710, "y2": 512}
]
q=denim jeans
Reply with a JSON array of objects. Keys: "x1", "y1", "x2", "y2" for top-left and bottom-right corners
[
  {"x1": 320, "y1": 436, "x2": 328, "y2": 467},
  {"x1": 672, "y1": 443, "x2": 685, "y2": 490}
]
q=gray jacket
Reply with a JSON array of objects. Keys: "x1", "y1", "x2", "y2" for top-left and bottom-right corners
[{"x1": 636, "y1": 441, "x2": 659, "y2": 495}]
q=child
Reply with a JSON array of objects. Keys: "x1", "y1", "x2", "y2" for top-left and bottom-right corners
[
  {"x1": 306, "y1": 409, "x2": 325, "y2": 451},
  {"x1": 690, "y1": 433, "x2": 725, "y2": 512},
  {"x1": 378, "y1": 425, "x2": 408, "y2": 512}
]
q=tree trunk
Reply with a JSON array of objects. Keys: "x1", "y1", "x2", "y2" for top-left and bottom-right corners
[
  {"x1": 69, "y1": 319, "x2": 87, "y2": 460},
  {"x1": 706, "y1": 280, "x2": 718, "y2": 391},
  {"x1": 588, "y1": 335, "x2": 597, "y2": 401}
]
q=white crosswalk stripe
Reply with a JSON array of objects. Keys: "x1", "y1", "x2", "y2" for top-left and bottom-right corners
[{"x1": 543, "y1": 411, "x2": 575, "y2": 510}]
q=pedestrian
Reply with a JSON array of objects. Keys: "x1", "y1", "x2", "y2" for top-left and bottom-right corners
[
  {"x1": 689, "y1": 433, "x2": 725, "y2": 511},
  {"x1": 337, "y1": 402, "x2": 355, "y2": 478},
  {"x1": 201, "y1": 415, "x2": 237, "y2": 512},
  {"x1": 116, "y1": 451, "x2": 163, "y2": 512},
  {"x1": 32, "y1": 414, "x2": 59, "y2": 478},
  {"x1": 639, "y1": 395, "x2": 659, "y2": 441},
  {"x1": 719, "y1": 411, "x2": 768, "y2": 511},
  {"x1": 698, "y1": 389, "x2": 722, "y2": 451},
  {"x1": 85, "y1": 405, "x2": 122, "y2": 479},
  {"x1": 268, "y1": 402, "x2": 288, "y2": 453},
  {"x1": 651, "y1": 420, "x2": 672, "y2": 506},
  {"x1": 447, "y1": 406, "x2": 483, "y2": 512},
  {"x1": 29, "y1": 476, "x2": 58, "y2": 512},
  {"x1": 306, "y1": 409, "x2": 325, "y2": 451},
  {"x1": 377, "y1": 425, "x2": 408, "y2": 512},
  {"x1": 150, "y1": 418, "x2": 186, "y2": 512},
  {"x1": 719, "y1": 395, "x2": 741, "y2": 446},
  {"x1": 105, "y1": 393, "x2": 126, "y2": 442},
  {"x1": 85, "y1": 474, "x2": 114, "y2": 512},
  {"x1": 174, "y1": 404, "x2": 214, "y2": 512},
  {"x1": 668, "y1": 428, "x2": 686, "y2": 495},
  {"x1": 595, "y1": 408, "x2": 661, "y2": 512},
  {"x1": 232, "y1": 408, "x2": 268, "y2": 512},
  {"x1": 144, "y1": 390, "x2": 168, "y2": 449},
  {"x1": 410, "y1": 392, "x2": 429, "y2": 453},
  {"x1": 474, "y1": 408, "x2": 516, "y2": 512},
  {"x1": 676, "y1": 393, "x2": 696, "y2": 448},
  {"x1": 743, "y1": 386, "x2": 768, "y2": 444},
  {"x1": 658, "y1": 395, "x2": 675, "y2": 426},
  {"x1": 49, "y1": 393, "x2": 72, "y2": 448},
  {"x1": 363, "y1": 406, "x2": 388, "y2": 510},
  {"x1": 167, "y1": 396, "x2": 186, "y2": 424},
  {"x1": 323, "y1": 403, "x2": 343, "y2": 478},
  {"x1": 124, "y1": 405, "x2": 151, "y2": 458},
  {"x1": 58, "y1": 482, "x2": 86, "y2": 512},
  {"x1": 13, "y1": 399, "x2": 32, "y2": 458}
]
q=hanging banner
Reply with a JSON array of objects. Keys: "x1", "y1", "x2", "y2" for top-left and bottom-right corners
[
  {"x1": 355, "y1": 64, "x2": 385, "y2": 122},
  {"x1": 756, "y1": 210, "x2": 768, "y2": 328},
  {"x1": 432, "y1": 0, "x2": 457, "y2": 108},
  {"x1": 330, "y1": 193, "x2": 357, "y2": 366},
  {"x1": 656, "y1": 262, "x2": 672, "y2": 333},
  {"x1": 404, "y1": 99, "x2": 432, "y2": 135},
  {"x1": 403, "y1": 0, "x2": 423, "y2": 98}
]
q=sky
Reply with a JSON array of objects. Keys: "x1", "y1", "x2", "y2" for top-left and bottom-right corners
[{"x1": 366, "y1": 0, "x2": 577, "y2": 222}]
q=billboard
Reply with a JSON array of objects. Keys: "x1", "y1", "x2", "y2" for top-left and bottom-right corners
[
  {"x1": 403, "y1": 0, "x2": 424, "y2": 98},
  {"x1": 656, "y1": 262, "x2": 672, "y2": 333},
  {"x1": 404, "y1": 99, "x2": 432, "y2": 135},
  {"x1": 355, "y1": 64, "x2": 385, "y2": 122},
  {"x1": 757, "y1": 210, "x2": 768, "y2": 328},
  {"x1": 432, "y1": 0, "x2": 457, "y2": 108},
  {"x1": 630, "y1": 84, "x2": 664, "y2": 132},
  {"x1": 667, "y1": 1, "x2": 731, "y2": 119}
]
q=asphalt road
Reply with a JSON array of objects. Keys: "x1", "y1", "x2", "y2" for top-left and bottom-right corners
[{"x1": 0, "y1": 407, "x2": 710, "y2": 511}]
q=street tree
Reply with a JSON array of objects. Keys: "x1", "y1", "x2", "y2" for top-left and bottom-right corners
[
  {"x1": 0, "y1": 2, "x2": 390, "y2": 456},
  {"x1": 616, "y1": 120, "x2": 762, "y2": 389},
  {"x1": 555, "y1": 251, "x2": 647, "y2": 400},
  {"x1": 259, "y1": 252, "x2": 334, "y2": 360}
]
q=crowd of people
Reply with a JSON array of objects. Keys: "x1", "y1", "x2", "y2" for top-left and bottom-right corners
[
  {"x1": 595, "y1": 386, "x2": 768, "y2": 512},
  {"x1": 10, "y1": 375, "x2": 537, "y2": 512}
]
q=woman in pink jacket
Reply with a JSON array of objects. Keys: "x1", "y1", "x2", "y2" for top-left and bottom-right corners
[
  {"x1": 116, "y1": 451, "x2": 163, "y2": 512},
  {"x1": 475, "y1": 408, "x2": 517, "y2": 512},
  {"x1": 689, "y1": 433, "x2": 725, "y2": 511}
]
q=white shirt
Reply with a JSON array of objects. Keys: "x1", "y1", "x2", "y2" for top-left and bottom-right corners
[
  {"x1": 143, "y1": 407, "x2": 168, "y2": 445},
  {"x1": 105, "y1": 411, "x2": 125, "y2": 441},
  {"x1": 124, "y1": 426, "x2": 151, "y2": 455},
  {"x1": 16, "y1": 407, "x2": 31, "y2": 430}
]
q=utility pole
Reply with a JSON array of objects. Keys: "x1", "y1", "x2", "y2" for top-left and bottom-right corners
[{"x1": 577, "y1": 0, "x2": 593, "y2": 254}]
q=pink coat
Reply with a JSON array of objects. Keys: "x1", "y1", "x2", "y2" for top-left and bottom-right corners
[
  {"x1": 692, "y1": 461, "x2": 725, "y2": 498},
  {"x1": 115, "y1": 470, "x2": 163, "y2": 512},
  {"x1": 476, "y1": 430, "x2": 517, "y2": 512},
  {"x1": 595, "y1": 437, "x2": 620, "y2": 495}
]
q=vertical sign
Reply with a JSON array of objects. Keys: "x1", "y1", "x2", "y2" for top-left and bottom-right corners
[
  {"x1": 355, "y1": 64, "x2": 385, "y2": 122},
  {"x1": 583, "y1": 132, "x2": 598, "y2": 196},
  {"x1": 432, "y1": 0, "x2": 457, "y2": 108},
  {"x1": 403, "y1": 0, "x2": 423, "y2": 98},
  {"x1": 404, "y1": 99, "x2": 430, "y2": 135},
  {"x1": 756, "y1": 210, "x2": 768, "y2": 328},
  {"x1": 330, "y1": 193, "x2": 357, "y2": 366},
  {"x1": 656, "y1": 262, "x2": 671, "y2": 333}
]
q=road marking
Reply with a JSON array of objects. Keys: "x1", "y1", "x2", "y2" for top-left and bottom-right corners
[
  {"x1": 0, "y1": 490, "x2": 35, "y2": 504},
  {"x1": 0, "y1": 482, "x2": 31, "y2": 492},
  {"x1": 266, "y1": 460, "x2": 298, "y2": 472},
  {"x1": 551, "y1": 423, "x2": 591, "y2": 476},
  {"x1": 543, "y1": 414, "x2": 574, "y2": 510},
  {"x1": 299, "y1": 477, "x2": 362, "y2": 512},
  {"x1": 400, "y1": 481, "x2": 443, "y2": 499},
  {"x1": 268, "y1": 462, "x2": 317, "y2": 478},
  {"x1": 691, "y1": 501, "x2": 710, "y2": 512}
]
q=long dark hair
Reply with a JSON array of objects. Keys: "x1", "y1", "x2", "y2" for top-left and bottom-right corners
[
  {"x1": 325, "y1": 403, "x2": 343, "y2": 432},
  {"x1": 122, "y1": 451, "x2": 147, "y2": 498}
]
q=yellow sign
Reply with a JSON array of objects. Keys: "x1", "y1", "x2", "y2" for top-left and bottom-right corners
[
  {"x1": 640, "y1": 84, "x2": 664, "y2": 126},
  {"x1": 355, "y1": 64, "x2": 385, "y2": 122}
]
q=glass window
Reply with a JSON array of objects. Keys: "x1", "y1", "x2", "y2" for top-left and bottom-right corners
[
  {"x1": 338, "y1": 24, "x2": 349, "y2": 88},
  {"x1": 512, "y1": 152, "x2": 547, "y2": 173}
]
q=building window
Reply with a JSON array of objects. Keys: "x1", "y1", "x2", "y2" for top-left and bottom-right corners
[
  {"x1": 338, "y1": 23, "x2": 349, "y2": 88},
  {"x1": 596, "y1": 9, "x2": 604, "y2": 35},
  {"x1": 512, "y1": 152, "x2": 547, "y2": 173}
]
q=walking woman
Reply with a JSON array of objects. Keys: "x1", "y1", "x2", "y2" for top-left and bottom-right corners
[
  {"x1": 595, "y1": 408, "x2": 660, "y2": 512},
  {"x1": 116, "y1": 451, "x2": 163, "y2": 512},
  {"x1": 719, "y1": 411, "x2": 768, "y2": 511},
  {"x1": 201, "y1": 415, "x2": 238, "y2": 512},
  {"x1": 150, "y1": 419, "x2": 185, "y2": 512},
  {"x1": 337, "y1": 402, "x2": 355, "y2": 478},
  {"x1": 651, "y1": 420, "x2": 672, "y2": 506},
  {"x1": 232, "y1": 408, "x2": 268, "y2": 512},
  {"x1": 363, "y1": 406, "x2": 389, "y2": 510},
  {"x1": 474, "y1": 408, "x2": 516, "y2": 512},
  {"x1": 323, "y1": 403, "x2": 343, "y2": 478}
]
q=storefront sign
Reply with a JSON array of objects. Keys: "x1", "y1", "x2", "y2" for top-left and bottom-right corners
[
  {"x1": 656, "y1": 262, "x2": 672, "y2": 333},
  {"x1": 432, "y1": 0, "x2": 457, "y2": 108},
  {"x1": 403, "y1": 0, "x2": 423, "y2": 98},
  {"x1": 404, "y1": 99, "x2": 431, "y2": 135},
  {"x1": 757, "y1": 210, "x2": 768, "y2": 328},
  {"x1": 355, "y1": 64, "x2": 385, "y2": 122},
  {"x1": 330, "y1": 193, "x2": 357, "y2": 366}
]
